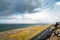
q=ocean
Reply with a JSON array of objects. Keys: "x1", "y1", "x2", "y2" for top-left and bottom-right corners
[{"x1": 0, "y1": 24, "x2": 42, "y2": 32}]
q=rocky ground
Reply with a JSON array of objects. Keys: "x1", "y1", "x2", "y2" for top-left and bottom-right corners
[{"x1": 47, "y1": 23, "x2": 60, "y2": 40}]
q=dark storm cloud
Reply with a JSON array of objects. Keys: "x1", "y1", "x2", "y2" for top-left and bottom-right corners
[
  {"x1": 0, "y1": 0, "x2": 42, "y2": 16},
  {"x1": 0, "y1": 0, "x2": 58, "y2": 16},
  {"x1": 0, "y1": 0, "x2": 15, "y2": 16}
]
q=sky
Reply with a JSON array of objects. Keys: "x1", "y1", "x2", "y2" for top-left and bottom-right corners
[{"x1": 0, "y1": 0, "x2": 60, "y2": 24}]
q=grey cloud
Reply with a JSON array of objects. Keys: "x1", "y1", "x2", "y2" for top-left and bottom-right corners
[
  {"x1": 0, "y1": 0, "x2": 57, "y2": 16},
  {"x1": 0, "y1": 0, "x2": 42, "y2": 16},
  {"x1": 0, "y1": 0, "x2": 59, "y2": 23}
]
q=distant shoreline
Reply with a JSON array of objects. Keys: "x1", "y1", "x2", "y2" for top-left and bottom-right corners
[{"x1": 0, "y1": 24, "x2": 45, "y2": 32}]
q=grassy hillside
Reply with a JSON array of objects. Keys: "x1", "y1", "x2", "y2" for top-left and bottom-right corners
[{"x1": 0, "y1": 25, "x2": 50, "y2": 40}]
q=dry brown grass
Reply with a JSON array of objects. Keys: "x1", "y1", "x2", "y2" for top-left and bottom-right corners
[{"x1": 0, "y1": 25, "x2": 50, "y2": 40}]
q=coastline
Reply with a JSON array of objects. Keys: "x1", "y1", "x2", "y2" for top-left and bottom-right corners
[{"x1": 0, "y1": 24, "x2": 51, "y2": 40}]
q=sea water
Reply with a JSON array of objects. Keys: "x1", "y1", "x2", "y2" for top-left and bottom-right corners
[
  {"x1": 0, "y1": 24, "x2": 34, "y2": 32},
  {"x1": 0, "y1": 24, "x2": 46, "y2": 32}
]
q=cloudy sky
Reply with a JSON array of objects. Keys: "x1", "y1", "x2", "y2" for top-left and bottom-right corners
[{"x1": 0, "y1": 0, "x2": 60, "y2": 24}]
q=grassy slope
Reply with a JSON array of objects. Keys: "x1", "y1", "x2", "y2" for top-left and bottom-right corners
[{"x1": 0, "y1": 25, "x2": 51, "y2": 40}]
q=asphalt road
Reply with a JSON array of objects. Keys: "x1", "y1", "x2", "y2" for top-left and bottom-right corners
[{"x1": 30, "y1": 26, "x2": 53, "y2": 40}]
